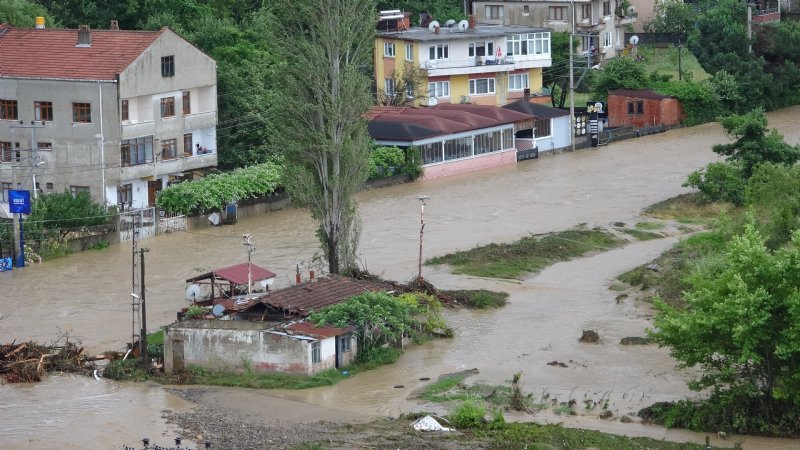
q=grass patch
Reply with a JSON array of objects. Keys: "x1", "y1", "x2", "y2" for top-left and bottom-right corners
[
  {"x1": 427, "y1": 227, "x2": 624, "y2": 279},
  {"x1": 440, "y1": 289, "x2": 508, "y2": 308},
  {"x1": 619, "y1": 228, "x2": 663, "y2": 241},
  {"x1": 645, "y1": 193, "x2": 741, "y2": 225},
  {"x1": 420, "y1": 373, "x2": 470, "y2": 402},
  {"x1": 635, "y1": 221, "x2": 664, "y2": 230},
  {"x1": 639, "y1": 45, "x2": 710, "y2": 82}
]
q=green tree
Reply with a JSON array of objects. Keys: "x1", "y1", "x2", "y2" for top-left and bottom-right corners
[
  {"x1": 746, "y1": 163, "x2": 800, "y2": 249},
  {"x1": 0, "y1": 0, "x2": 58, "y2": 27},
  {"x1": 683, "y1": 161, "x2": 745, "y2": 205},
  {"x1": 643, "y1": 0, "x2": 694, "y2": 43},
  {"x1": 543, "y1": 32, "x2": 572, "y2": 108},
  {"x1": 651, "y1": 219, "x2": 800, "y2": 428},
  {"x1": 712, "y1": 109, "x2": 800, "y2": 178},
  {"x1": 379, "y1": 61, "x2": 429, "y2": 106},
  {"x1": 591, "y1": 56, "x2": 647, "y2": 100},
  {"x1": 652, "y1": 79, "x2": 720, "y2": 126},
  {"x1": 268, "y1": 0, "x2": 375, "y2": 275}
]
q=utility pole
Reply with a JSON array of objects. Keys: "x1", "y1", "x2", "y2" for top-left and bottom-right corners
[
  {"x1": 747, "y1": 1, "x2": 754, "y2": 54},
  {"x1": 417, "y1": 195, "x2": 429, "y2": 280},
  {"x1": 139, "y1": 247, "x2": 150, "y2": 369},
  {"x1": 10, "y1": 121, "x2": 46, "y2": 268},
  {"x1": 569, "y1": 1, "x2": 576, "y2": 152},
  {"x1": 242, "y1": 234, "x2": 255, "y2": 296}
]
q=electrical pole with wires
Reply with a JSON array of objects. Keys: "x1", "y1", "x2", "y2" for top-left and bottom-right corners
[{"x1": 242, "y1": 234, "x2": 255, "y2": 296}]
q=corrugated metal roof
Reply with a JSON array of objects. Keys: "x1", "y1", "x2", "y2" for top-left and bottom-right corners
[
  {"x1": 282, "y1": 322, "x2": 351, "y2": 339},
  {"x1": 503, "y1": 100, "x2": 571, "y2": 119},
  {"x1": 186, "y1": 263, "x2": 277, "y2": 286},
  {"x1": 0, "y1": 24, "x2": 163, "y2": 81},
  {"x1": 256, "y1": 275, "x2": 388, "y2": 317}
]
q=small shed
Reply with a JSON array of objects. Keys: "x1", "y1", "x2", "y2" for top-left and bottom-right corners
[
  {"x1": 502, "y1": 100, "x2": 572, "y2": 155},
  {"x1": 607, "y1": 89, "x2": 683, "y2": 129}
]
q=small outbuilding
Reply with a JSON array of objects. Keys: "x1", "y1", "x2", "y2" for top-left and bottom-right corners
[
  {"x1": 502, "y1": 100, "x2": 572, "y2": 155},
  {"x1": 607, "y1": 89, "x2": 683, "y2": 129}
]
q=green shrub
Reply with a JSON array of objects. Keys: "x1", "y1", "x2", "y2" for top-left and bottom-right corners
[
  {"x1": 684, "y1": 161, "x2": 745, "y2": 205},
  {"x1": 449, "y1": 399, "x2": 486, "y2": 429},
  {"x1": 368, "y1": 146, "x2": 404, "y2": 179}
]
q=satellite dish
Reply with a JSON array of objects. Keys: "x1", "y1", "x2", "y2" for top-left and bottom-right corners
[
  {"x1": 458, "y1": 20, "x2": 469, "y2": 31},
  {"x1": 627, "y1": 5, "x2": 637, "y2": 15},
  {"x1": 212, "y1": 304, "x2": 225, "y2": 318},
  {"x1": 185, "y1": 284, "x2": 202, "y2": 302},
  {"x1": 428, "y1": 20, "x2": 440, "y2": 32},
  {"x1": 445, "y1": 19, "x2": 456, "y2": 28},
  {"x1": 629, "y1": 35, "x2": 639, "y2": 46}
]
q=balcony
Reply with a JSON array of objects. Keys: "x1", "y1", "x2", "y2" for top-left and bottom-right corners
[
  {"x1": 120, "y1": 151, "x2": 216, "y2": 182},
  {"x1": 421, "y1": 57, "x2": 514, "y2": 77},
  {"x1": 183, "y1": 110, "x2": 217, "y2": 130},
  {"x1": 577, "y1": 19, "x2": 607, "y2": 32},
  {"x1": 121, "y1": 120, "x2": 155, "y2": 140},
  {"x1": 615, "y1": 15, "x2": 637, "y2": 26}
]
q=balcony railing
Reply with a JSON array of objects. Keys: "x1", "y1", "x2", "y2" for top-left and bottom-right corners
[{"x1": 421, "y1": 56, "x2": 514, "y2": 71}]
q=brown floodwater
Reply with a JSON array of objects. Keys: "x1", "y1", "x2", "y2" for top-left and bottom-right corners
[{"x1": 1, "y1": 107, "x2": 799, "y2": 448}]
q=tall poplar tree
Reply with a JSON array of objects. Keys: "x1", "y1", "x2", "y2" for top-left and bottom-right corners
[{"x1": 268, "y1": 0, "x2": 375, "y2": 274}]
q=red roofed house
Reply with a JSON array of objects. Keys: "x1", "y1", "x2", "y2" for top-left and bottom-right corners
[
  {"x1": 0, "y1": 21, "x2": 217, "y2": 211},
  {"x1": 368, "y1": 103, "x2": 534, "y2": 179},
  {"x1": 607, "y1": 89, "x2": 683, "y2": 129},
  {"x1": 163, "y1": 275, "x2": 390, "y2": 376}
]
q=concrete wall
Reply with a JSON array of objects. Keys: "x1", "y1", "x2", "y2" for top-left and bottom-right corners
[
  {"x1": 0, "y1": 79, "x2": 120, "y2": 205},
  {"x1": 420, "y1": 148, "x2": 517, "y2": 180},
  {"x1": 163, "y1": 320, "x2": 355, "y2": 376}
]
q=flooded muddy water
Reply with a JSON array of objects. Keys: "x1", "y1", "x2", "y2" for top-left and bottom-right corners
[{"x1": 1, "y1": 107, "x2": 799, "y2": 447}]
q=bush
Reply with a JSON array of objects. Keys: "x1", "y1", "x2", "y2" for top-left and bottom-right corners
[
  {"x1": 368, "y1": 146, "x2": 405, "y2": 179},
  {"x1": 449, "y1": 399, "x2": 486, "y2": 429},
  {"x1": 653, "y1": 80, "x2": 721, "y2": 126},
  {"x1": 683, "y1": 161, "x2": 745, "y2": 205}
]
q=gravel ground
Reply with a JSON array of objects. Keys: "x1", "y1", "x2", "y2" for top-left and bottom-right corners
[{"x1": 162, "y1": 388, "x2": 486, "y2": 450}]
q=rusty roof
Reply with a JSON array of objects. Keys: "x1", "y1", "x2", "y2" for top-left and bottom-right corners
[
  {"x1": 256, "y1": 275, "x2": 389, "y2": 317},
  {"x1": 368, "y1": 103, "x2": 531, "y2": 142},
  {"x1": 280, "y1": 322, "x2": 352, "y2": 339},
  {"x1": 186, "y1": 263, "x2": 277, "y2": 286},
  {"x1": 0, "y1": 24, "x2": 164, "y2": 81}
]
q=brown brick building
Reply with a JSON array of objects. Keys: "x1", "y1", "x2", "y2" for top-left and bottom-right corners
[{"x1": 607, "y1": 89, "x2": 683, "y2": 129}]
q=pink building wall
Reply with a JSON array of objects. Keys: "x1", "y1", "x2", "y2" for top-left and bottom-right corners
[{"x1": 420, "y1": 149, "x2": 517, "y2": 180}]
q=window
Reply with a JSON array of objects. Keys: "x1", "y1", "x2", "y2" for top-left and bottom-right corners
[
  {"x1": 160, "y1": 97, "x2": 175, "y2": 118},
  {"x1": 603, "y1": 1, "x2": 611, "y2": 16},
  {"x1": 474, "y1": 130, "x2": 504, "y2": 155},
  {"x1": 444, "y1": 137, "x2": 472, "y2": 161},
  {"x1": 507, "y1": 33, "x2": 550, "y2": 56},
  {"x1": 1, "y1": 99, "x2": 18, "y2": 120},
  {"x1": 121, "y1": 136, "x2": 154, "y2": 167},
  {"x1": 428, "y1": 44, "x2": 449, "y2": 60},
  {"x1": 182, "y1": 92, "x2": 191, "y2": 115},
  {"x1": 549, "y1": 6, "x2": 566, "y2": 20},
  {"x1": 523, "y1": 5, "x2": 530, "y2": 15},
  {"x1": 0, "y1": 142, "x2": 20, "y2": 162},
  {"x1": 121, "y1": 100, "x2": 129, "y2": 121},
  {"x1": 340, "y1": 335, "x2": 352, "y2": 352},
  {"x1": 384, "y1": 78, "x2": 395, "y2": 95},
  {"x1": 485, "y1": 5, "x2": 504, "y2": 20},
  {"x1": 184, "y1": 133, "x2": 193, "y2": 157},
  {"x1": 508, "y1": 73, "x2": 529, "y2": 91},
  {"x1": 628, "y1": 100, "x2": 644, "y2": 115},
  {"x1": 468, "y1": 41, "x2": 494, "y2": 58},
  {"x1": 36, "y1": 142, "x2": 52, "y2": 151},
  {"x1": 604, "y1": 31, "x2": 612, "y2": 48},
  {"x1": 161, "y1": 138, "x2": 178, "y2": 160},
  {"x1": 34, "y1": 101, "x2": 52, "y2": 121},
  {"x1": 161, "y1": 55, "x2": 175, "y2": 77},
  {"x1": 419, "y1": 142, "x2": 443, "y2": 164},
  {"x1": 535, "y1": 118, "x2": 551, "y2": 138},
  {"x1": 428, "y1": 81, "x2": 450, "y2": 98},
  {"x1": 405, "y1": 43, "x2": 413, "y2": 61},
  {"x1": 311, "y1": 341, "x2": 321, "y2": 364},
  {"x1": 45, "y1": 182, "x2": 53, "y2": 191},
  {"x1": 118, "y1": 183, "x2": 132, "y2": 208},
  {"x1": 1, "y1": 182, "x2": 11, "y2": 202},
  {"x1": 582, "y1": 4, "x2": 592, "y2": 20},
  {"x1": 469, "y1": 78, "x2": 496, "y2": 95},
  {"x1": 69, "y1": 186, "x2": 90, "y2": 197},
  {"x1": 384, "y1": 41, "x2": 395, "y2": 57},
  {"x1": 72, "y1": 102, "x2": 91, "y2": 123}
]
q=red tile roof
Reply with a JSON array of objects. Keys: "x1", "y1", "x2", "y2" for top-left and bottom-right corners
[
  {"x1": 608, "y1": 89, "x2": 673, "y2": 100},
  {"x1": 256, "y1": 275, "x2": 388, "y2": 317},
  {"x1": 0, "y1": 24, "x2": 163, "y2": 81},
  {"x1": 368, "y1": 103, "x2": 531, "y2": 141},
  {"x1": 186, "y1": 263, "x2": 277, "y2": 286}
]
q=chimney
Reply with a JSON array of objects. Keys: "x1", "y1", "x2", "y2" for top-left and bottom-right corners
[
  {"x1": 35, "y1": 16, "x2": 45, "y2": 29},
  {"x1": 77, "y1": 24, "x2": 91, "y2": 47},
  {"x1": 309, "y1": 270, "x2": 315, "y2": 281},
  {"x1": 468, "y1": 15, "x2": 476, "y2": 29},
  {"x1": 110, "y1": 20, "x2": 119, "y2": 31}
]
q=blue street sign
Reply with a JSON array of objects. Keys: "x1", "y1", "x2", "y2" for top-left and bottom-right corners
[{"x1": 9, "y1": 190, "x2": 31, "y2": 214}]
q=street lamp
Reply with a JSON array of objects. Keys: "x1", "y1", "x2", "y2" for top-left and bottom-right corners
[{"x1": 417, "y1": 195, "x2": 429, "y2": 280}]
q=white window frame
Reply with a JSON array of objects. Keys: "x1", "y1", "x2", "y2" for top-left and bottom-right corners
[
  {"x1": 604, "y1": 31, "x2": 612, "y2": 48},
  {"x1": 485, "y1": 5, "x2": 504, "y2": 20},
  {"x1": 469, "y1": 78, "x2": 496, "y2": 95},
  {"x1": 507, "y1": 33, "x2": 550, "y2": 56},
  {"x1": 428, "y1": 44, "x2": 449, "y2": 60},
  {"x1": 384, "y1": 41, "x2": 395, "y2": 57},
  {"x1": 428, "y1": 81, "x2": 450, "y2": 98},
  {"x1": 508, "y1": 73, "x2": 529, "y2": 91},
  {"x1": 405, "y1": 43, "x2": 413, "y2": 61},
  {"x1": 523, "y1": 5, "x2": 530, "y2": 15},
  {"x1": 384, "y1": 78, "x2": 395, "y2": 95},
  {"x1": 468, "y1": 41, "x2": 495, "y2": 58},
  {"x1": 311, "y1": 341, "x2": 321, "y2": 363}
]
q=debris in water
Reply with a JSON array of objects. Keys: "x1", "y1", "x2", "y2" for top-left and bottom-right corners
[
  {"x1": 579, "y1": 330, "x2": 600, "y2": 343},
  {"x1": 547, "y1": 360, "x2": 568, "y2": 368}
]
